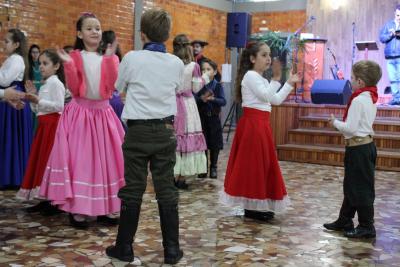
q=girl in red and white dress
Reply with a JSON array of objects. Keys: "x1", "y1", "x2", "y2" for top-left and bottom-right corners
[
  {"x1": 220, "y1": 41, "x2": 300, "y2": 222},
  {"x1": 16, "y1": 50, "x2": 65, "y2": 212}
]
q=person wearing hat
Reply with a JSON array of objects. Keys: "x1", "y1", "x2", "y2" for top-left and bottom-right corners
[
  {"x1": 191, "y1": 39, "x2": 209, "y2": 67},
  {"x1": 191, "y1": 40, "x2": 221, "y2": 82}
]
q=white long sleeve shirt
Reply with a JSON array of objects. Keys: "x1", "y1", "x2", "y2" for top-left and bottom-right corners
[
  {"x1": 30, "y1": 75, "x2": 65, "y2": 115},
  {"x1": 0, "y1": 54, "x2": 25, "y2": 87},
  {"x1": 116, "y1": 50, "x2": 184, "y2": 120},
  {"x1": 241, "y1": 70, "x2": 293, "y2": 112},
  {"x1": 333, "y1": 92, "x2": 376, "y2": 139}
]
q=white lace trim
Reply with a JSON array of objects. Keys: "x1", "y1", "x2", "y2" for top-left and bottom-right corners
[
  {"x1": 74, "y1": 194, "x2": 118, "y2": 200},
  {"x1": 47, "y1": 178, "x2": 124, "y2": 187},
  {"x1": 219, "y1": 191, "x2": 290, "y2": 213}
]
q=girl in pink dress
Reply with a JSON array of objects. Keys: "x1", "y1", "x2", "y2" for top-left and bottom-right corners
[
  {"x1": 172, "y1": 34, "x2": 208, "y2": 189},
  {"x1": 39, "y1": 13, "x2": 125, "y2": 229}
]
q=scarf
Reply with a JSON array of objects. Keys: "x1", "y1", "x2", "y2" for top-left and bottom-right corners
[
  {"x1": 343, "y1": 86, "x2": 378, "y2": 121},
  {"x1": 143, "y1": 42, "x2": 166, "y2": 53}
]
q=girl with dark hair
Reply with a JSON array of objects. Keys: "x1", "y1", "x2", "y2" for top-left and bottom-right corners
[
  {"x1": 220, "y1": 42, "x2": 300, "y2": 222},
  {"x1": 17, "y1": 50, "x2": 66, "y2": 215},
  {"x1": 39, "y1": 13, "x2": 125, "y2": 229},
  {"x1": 101, "y1": 30, "x2": 125, "y2": 129},
  {"x1": 172, "y1": 34, "x2": 209, "y2": 189},
  {"x1": 28, "y1": 44, "x2": 42, "y2": 132},
  {"x1": 28, "y1": 44, "x2": 42, "y2": 89},
  {"x1": 0, "y1": 28, "x2": 33, "y2": 188}
]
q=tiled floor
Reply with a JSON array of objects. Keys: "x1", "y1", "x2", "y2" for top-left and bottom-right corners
[{"x1": 1, "y1": 140, "x2": 399, "y2": 266}]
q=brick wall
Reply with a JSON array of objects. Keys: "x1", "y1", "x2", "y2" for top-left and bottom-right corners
[
  {"x1": 0, "y1": 1, "x2": 305, "y2": 73},
  {"x1": 0, "y1": 0, "x2": 134, "y2": 63},
  {"x1": 144, "y1": 0, "x2": 227, "y2": 70},
  {"x1": 252, "y1": 10, "x2": 307, "y2": 34}
]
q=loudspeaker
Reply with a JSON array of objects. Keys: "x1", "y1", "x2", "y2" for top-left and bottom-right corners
[
  {"x1": 311, "y1": 80, "x2": 352, "y2": 105},
  {"x1": 226, "y1": 12, "x2": 252, "y2": 48}
]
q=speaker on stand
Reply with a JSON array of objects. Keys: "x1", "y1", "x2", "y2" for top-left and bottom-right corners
[{"x1": 223, "y1": 12, "x2": 252, "y2": 143}]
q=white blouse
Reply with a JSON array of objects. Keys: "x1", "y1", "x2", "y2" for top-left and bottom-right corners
[
  {"x1": 81, "y1": 50, "x2": 102, "y2": 100},
  {"x1": 0, "y1": 54, "x2": 25, "y2": 87},
  {"x1": 241, "y1": 70, "x2": 293, "y2": 112},
  {"x1": 31, "y1": 75, "x2": 65, "y2": 115}
]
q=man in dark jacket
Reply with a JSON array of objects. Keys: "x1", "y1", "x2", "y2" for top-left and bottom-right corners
[{"x1": 380, "y1": 4, "x2": 400, "y2": 105}]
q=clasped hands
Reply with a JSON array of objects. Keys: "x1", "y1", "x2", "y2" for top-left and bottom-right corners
[{"x1": 4, "y1": 80, "x2": 39, "y2": 110}]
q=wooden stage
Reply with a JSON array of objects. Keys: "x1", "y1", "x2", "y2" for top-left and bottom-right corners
[{"x1": 270, "y1": 102, "x2": 400, "y2": 172}]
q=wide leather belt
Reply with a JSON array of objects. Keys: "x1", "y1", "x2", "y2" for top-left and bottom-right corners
[{"x1": 344, "y1": 135, "x2": 373, "y2": 147}]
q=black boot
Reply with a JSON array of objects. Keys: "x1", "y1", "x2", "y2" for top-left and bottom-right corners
[
  {"x1": 209, "y1": 149, "x2": 219, "y2": 179},
  {"x1": 158, "y1": 203, "x2": 183, "y2": 264},
  {"x1": 106, "y1": 202, "x2": 141, "y2": 262},
  {"x1": 344, "y1": 206, "x2": 376, "y2": 238},
  {"x1": 25, "y1": 201, "x2": 51, "y2": 213},
  {"x1": 323, "y1": 198, "x2": 355, "y2": 231}
]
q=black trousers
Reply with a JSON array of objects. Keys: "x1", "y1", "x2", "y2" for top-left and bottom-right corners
[
  {"x1": 341, "y1": 142, "x2": 377, "y2": 226},
  {"x1": 118, "y1": 121, "x2": 178, "y2": 206}
]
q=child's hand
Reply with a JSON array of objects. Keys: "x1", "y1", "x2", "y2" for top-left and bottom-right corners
[
  {"x1": 328, "y1": 113, "x2": 336, "y2": 127},
  {"x1": 25, "y1": 93, "x2": 39, "y2": 104},
  {"x1": 3, "y1": 86, "x2": 24, "y2": 101},
  {"x1": 200, "y1": 94, "x2": 209, "y2": 102},
  {"x1": 287, "y1": 70, "x2": 301, "y2": 86},
  {"x1": 57, "y1": 48, "x2": 72, "y2": 63},
  {"x1": 105, "y1": 41, "x2": 118, "y2": 56},
  {"x1": 7, "y1": 99, "x2": 25, "y2": 110},
  {"x1": 119, "y1": 91, "x2": 126, "y2": 104},
  {"x1": 271, "y1": 58, "x2": 282, "y2": 81},
  {"x1": 25, "y1": 80, "x2": 37, "y2": 94}
]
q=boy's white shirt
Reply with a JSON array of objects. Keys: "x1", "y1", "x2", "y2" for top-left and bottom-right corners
[
  {"x1": 116, "y1": 50, "x2": 184, "y2": 120},
  {"x1": 333, "y1": 91, "x2": 377, "y2": 139}
]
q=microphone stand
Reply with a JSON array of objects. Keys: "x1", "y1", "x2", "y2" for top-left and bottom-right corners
[{"x1": 352, "y1": 22, "x2": 356, "y2": 66}]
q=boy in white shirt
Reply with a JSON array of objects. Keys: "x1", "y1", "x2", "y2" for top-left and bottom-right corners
[
  {"x1": 324, "y1": 60, "x2": 381, "y2": 239},
  {"x1": 106, "y1": 8, "x2": 184, "y2": 264}
]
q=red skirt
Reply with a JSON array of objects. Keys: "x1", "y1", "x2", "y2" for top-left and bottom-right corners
[
  {"x1": 220, "y1": 107, "x2": 290, "y2": 212},
  {"x1": 16, "y1": 113, "x2": 60, "y2": 200}
]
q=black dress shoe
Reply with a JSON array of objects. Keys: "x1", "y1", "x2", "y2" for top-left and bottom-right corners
[
  {"x1": 344, "y1": 225, "x2": 376, "y2": 238},
  {"x1": 97, "y1": 215, "x2": 119, "y2": 226},
  {"x1": 209, "y1": 168, "x2": 217, "y2": 179},
  {"x1": 197, "y1": 173, "x2": 207, "y2": 178},
  {"x1": 174, "y1": 180, "x2": 189, "y2": 190},
  {"x1": 25, "y1": 201, "x2": 51, "y2": 213},
  {"x1": 244, "y1": 209, "x2": 274, "y2": 221},
  {"x1": 323, "y1": 218, "x2": 354, "y2": 231},
  {"x1": 40, "y1": 204, "x2": 64, "y2": 216},
  {"x1": 69, "y1": 214, "x2": 89, "y2": 229}
]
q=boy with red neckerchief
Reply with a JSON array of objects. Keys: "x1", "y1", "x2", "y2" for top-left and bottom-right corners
[{"x1": 324, "y1": 60, "x2": 381, "y2": 239}]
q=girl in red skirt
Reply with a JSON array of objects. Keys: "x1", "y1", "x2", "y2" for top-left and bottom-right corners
[
  {"x1": 16, "y1": 49, "x2": 65, "y2": 214},
  {"x1": 220, "y1": 42, "x2": 300, "y2": 222}
]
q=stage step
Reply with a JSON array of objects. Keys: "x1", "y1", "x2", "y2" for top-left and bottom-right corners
[
  {"x1": 299, "y1": 115, "x2": 400, "y2": 132},
  {"x1": 288, "y1": 128, "x2": 400, "y2": 149},
  {"x1": 277, "y1": 144, "x2": 400, "y2": 172}
]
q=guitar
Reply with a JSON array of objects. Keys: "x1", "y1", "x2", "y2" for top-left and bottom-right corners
[{"x1": 327, "y1": 48, "x2": 344, "y2": 80}]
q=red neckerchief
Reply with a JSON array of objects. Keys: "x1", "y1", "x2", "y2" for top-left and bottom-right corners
[
  {"x1": 195, "y1": 53, "x2": 203, "y2": 63},
  {"x1": 343, "y1": 86, "x2": 378, "y2": 121}
]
